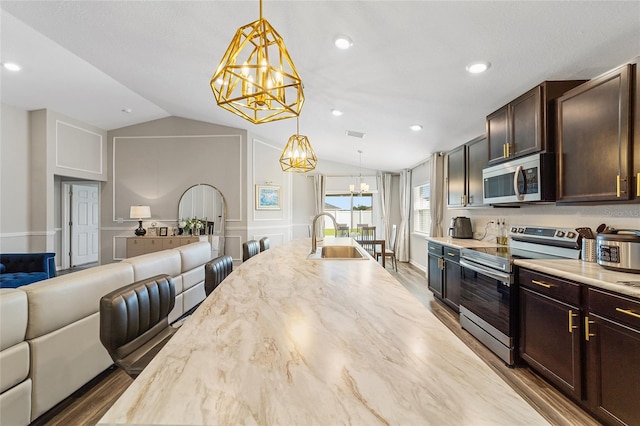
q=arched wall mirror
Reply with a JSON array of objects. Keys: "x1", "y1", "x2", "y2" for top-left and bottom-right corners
[{"x1": 178, "y1": 184, "x2": 226, "y2": 236}]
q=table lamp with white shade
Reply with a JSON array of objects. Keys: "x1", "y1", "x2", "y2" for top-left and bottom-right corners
[{"x1": 130, "y1": 205, "x2": 151, "y2": 236}]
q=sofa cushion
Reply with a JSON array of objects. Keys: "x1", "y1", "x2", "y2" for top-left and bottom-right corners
[
  {"x1": 0, "y1": 272, "x2": 49, "y2": 288},
  {"x1": 29, "y1": 313, "x2": 112, "y2": 420},
  {"x1": 123, "y1": 249, "x2": 181, "y2": 282},
  {"x1": 0, "y1": 289, "x2": 28, "y2": 351},
  {"x1": 22, "y1": 263, "x2": 134, "y2": 339},
  {"x1": 0, "y1": 378, "x2": 31, "y2": 426},
  {"x1": 0, "y1": 342, "x2": 29, "y2": 393},
  {"x1": 176, "y1": 242, "x2": 211, "y2": 272}
]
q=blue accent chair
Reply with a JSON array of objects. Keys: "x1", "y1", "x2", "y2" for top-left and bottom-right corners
[{"x1": 0, "y1": 253, "x2": 56, "y2": 288}]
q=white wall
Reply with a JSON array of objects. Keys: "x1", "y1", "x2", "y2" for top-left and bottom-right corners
[
  {"x1": 0, "y1": 104, "x2": 31, "y2": 252},
  {"x1": 1, "y1": 105, "x2": 107, "y2": 261},
  {"x1": 104, "y1": 116, "x2": 247, "y2": 264}
]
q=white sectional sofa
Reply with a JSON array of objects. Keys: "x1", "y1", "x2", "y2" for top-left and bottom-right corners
[{"x1": 0, "y1": 241, "x2": 211, "y2": 425}]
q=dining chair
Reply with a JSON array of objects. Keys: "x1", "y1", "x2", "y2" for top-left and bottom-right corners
[
  {"x1": 377, "y1": 224, "x2": 398, "y2": 271},
  {"x1": 259, "y1": 237, "x2": 270, "y2": 252},
  {"x1": 359, "y1": 226, "x2": 376, "y2": 256},
  {"x1": 336, "y1": 224, "x2": 350, "y2": 237}
]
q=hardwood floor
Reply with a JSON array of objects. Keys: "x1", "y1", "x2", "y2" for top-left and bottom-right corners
[{"x1": 35, "y1": 261, "x2": 600, "y2": 425}]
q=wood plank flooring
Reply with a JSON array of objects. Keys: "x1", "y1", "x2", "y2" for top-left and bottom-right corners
[{"x1": 34, "y1": 261, "x2": 600, "y2": 425}]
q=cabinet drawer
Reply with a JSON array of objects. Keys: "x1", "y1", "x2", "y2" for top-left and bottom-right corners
[
  {"x1": 162, "y1": 238, "x2": 181, "y2": 250},
  {"x1": 519, "y1": 269, "x2": 580, "y2": 305},
  {"x1": 144, "y1": 238, "x2": 163, "y2": 252},
  {"x1": 444, "y1": 248, "x2": 460, "y2": 262},
  {"x1": 428, "y1": 242, "x2": 443, "y2": 256},
  {"x1": 588, "y1": 288, "x2": 640, "y2": 330}
]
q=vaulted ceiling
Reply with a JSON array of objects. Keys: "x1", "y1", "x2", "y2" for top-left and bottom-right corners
[{"x1": 1, "y1": 1, "x2": 639, "y2": 172}]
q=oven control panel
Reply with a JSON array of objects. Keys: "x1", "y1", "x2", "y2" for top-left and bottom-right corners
[{"x1": 509, "y1": 225, "x2": 581, "y2": 249}]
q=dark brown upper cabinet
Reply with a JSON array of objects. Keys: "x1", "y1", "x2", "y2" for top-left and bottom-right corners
[
  {"x1": 556, "y1": 63, "x2": 635, "y2": 203},
  {"x1": 447, "y1": 135, "x2": 487, "y2": 208},
  {"x1": 487, "y1": 81, "x2": 585, "y2": 165}
]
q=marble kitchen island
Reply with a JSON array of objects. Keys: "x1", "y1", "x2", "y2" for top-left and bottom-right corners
[{"x1": 99, "y1": 238, "x2": 547, "y2": 425}]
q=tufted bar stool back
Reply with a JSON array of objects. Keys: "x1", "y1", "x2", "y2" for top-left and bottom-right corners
[
  {"x1": 99, "y1": 274, "x2": 177, "y2": 378},
  {"x1": 242, "y1": 240, "x2": 260, "y2": 262},
  {"x1": 204, "y1": 255, "x2": 233, "y2": 296}
]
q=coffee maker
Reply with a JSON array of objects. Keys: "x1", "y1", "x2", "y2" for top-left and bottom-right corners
[{"x1": 448, "y1": 217, "x2": 473, "y2": 239}]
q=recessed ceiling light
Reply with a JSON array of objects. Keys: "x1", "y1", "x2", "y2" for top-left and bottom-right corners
[
  {"x1": 2, "y1": 62, "x2": 22, "y2": 72},
  {"x1": 334, "y1": 35, "x2": 353, "y2": 50},
  {"x1": 121, "y1": 108, "x2": 133, "y2": 113},
  {"x1": 331, "y1": 109, "x2": 343, "y2": 116},
  {"x1": 466, "y1": 61, "x2": 491, "y2": 74},
  {"x1": 410, "y1": 124, "x2": 423, "y2": 131}
]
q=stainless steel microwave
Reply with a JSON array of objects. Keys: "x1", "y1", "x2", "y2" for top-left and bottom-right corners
[{"x1": 482, "y1": 153, "x2": 556, "y2": 204}]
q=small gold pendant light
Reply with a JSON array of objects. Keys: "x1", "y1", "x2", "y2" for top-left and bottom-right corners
[
  {"x1": 210, "y1": 0, "x2": 304, "y2": 124},
  {"x1": 280, "y1": 116, "x2": 317, "y2": 173}
]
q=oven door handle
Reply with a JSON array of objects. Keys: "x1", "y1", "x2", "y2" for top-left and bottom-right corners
[{"x1": 460, "y1": 259, "x2": 511, "y2": 285}]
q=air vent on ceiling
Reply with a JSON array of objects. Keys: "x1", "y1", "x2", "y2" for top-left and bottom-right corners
[{"x1": 345, "y1": 130, "x2": 366, "y2": 139}]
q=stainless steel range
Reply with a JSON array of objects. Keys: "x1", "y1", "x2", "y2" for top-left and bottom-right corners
[{"x1": 459, "y1": 225, "x2": 581, "y2": 365}]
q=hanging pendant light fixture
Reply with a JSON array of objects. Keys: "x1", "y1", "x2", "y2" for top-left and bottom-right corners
[
  {"x1": 210, "y1": 0, "x2": 304, "y2": 124},
  {"x1": 350, "y1": 150, "x2": 369, "y2": 194},
  {"x1": 280, "y1": 116, "x2": 317, "y2": 173}
]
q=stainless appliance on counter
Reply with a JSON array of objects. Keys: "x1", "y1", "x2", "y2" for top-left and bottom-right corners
[
  {"x1": 459, "y1": 225, "x2": 581, "y2": 365},
  {"x1": 482, "y1": 153, "x2": 556, "y2": 204},
  {"x1": 596, "y1": 229, "x2": 640, "y2": 273},
  {"x1": 448, "y1": 217, "x2": 473, "y2": 239}
]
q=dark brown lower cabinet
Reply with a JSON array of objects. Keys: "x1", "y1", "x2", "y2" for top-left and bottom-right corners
[
  {"x1": 442, "y1": 248, "x2": 461, "y2": 312},
  {"x1": 520, "y1": 287, "x2": 582, "y2": 399},
  {"x1": 586, "y1": 289, "x2": 640, "y2": 426},
  {"x1": 427, "y1": 243, "x2": 443, "y2": 298},
  {"x1": 427, "y1": 242, "x2": 461, "y2": 312},
  {"x1": 519, "y1": 269, "x2": 640, "y2": 425}
]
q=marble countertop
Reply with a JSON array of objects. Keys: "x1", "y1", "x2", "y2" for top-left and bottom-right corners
[
  {"x1": 426, "y1": 236, "x2": 502, "y2": 249},
  {"x1": 515, "y1": 258, "x2": 640, "y2": 299},
  {"x1": 99, "y1": 238, "x2": 547, "y2": 425}
]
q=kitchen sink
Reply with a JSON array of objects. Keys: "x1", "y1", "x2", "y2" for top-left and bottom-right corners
[{"x1": 307, "y1": 245, "x2": 368, "y2": 260}]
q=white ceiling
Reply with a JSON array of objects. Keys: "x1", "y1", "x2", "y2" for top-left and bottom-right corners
[{"x1": 1, "y1": 1, "x2": 639, "y2": 172}]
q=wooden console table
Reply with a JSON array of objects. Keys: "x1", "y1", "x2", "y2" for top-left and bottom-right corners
[{"x1": 126, "y1": 236, "x2": 202, "y2": 258}]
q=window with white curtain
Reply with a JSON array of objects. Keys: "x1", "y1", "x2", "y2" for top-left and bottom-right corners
[{"x1": 413, "y1": 183, "x2": 430, "y2": 235}]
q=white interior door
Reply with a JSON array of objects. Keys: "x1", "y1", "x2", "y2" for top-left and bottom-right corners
[{"x1": 71, "y1": 183, "x2": 99, "y2": 266}]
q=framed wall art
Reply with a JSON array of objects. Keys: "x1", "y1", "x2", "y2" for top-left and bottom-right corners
[
  {"x1": 159, "y1": 227, "x2": 168, "y2": 236},
  {"x1": 255, "y1": 185, "x2": 281, "y2": 210}
]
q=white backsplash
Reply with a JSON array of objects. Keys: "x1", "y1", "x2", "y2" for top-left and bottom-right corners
[{"x1": 445, "y1": 204, "x2": 640, "y2": 242}]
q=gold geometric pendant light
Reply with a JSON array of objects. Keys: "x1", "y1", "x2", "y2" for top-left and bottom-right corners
[
  {"x1": 210, "y1": 0, "x2": 304, "y2": 124},
  {"x1": 280, "y1": 117, "x2": 317, "y2": 172}
]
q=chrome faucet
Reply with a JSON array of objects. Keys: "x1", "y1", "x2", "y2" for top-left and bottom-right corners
[{"x1": 311, "y1": 212, "x2": 338, "y2": 253}]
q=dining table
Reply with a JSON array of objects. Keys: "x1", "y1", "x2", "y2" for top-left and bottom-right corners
[{"x1": 355, "y1": 238, "x2": 385, "y2": 268}]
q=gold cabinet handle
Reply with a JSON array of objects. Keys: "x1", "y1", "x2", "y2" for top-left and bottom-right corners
[
  {"x1": 506, "y1": 143, "x2": 511, "y2": 157},
  {"x1": 585, "y1": 316, "x2": 595, "y2": 341},
  {"x1": 531, "y1": 279, "x2": 552, "y2": 289},
  {"x1": 637, "y1": 172, "x2": 640, "y2": 197},
  {"x1": 615, "y1": 307, "x2": 640, "y2": 319},
  {"x1": 447, "y1": 252, "x2": 456, "y2": 256},
  {"x1": 503, "y1": 144, "x2": 507, "y2": 158},
  {"x1": 568, "y1": 309, "x2": 578, "y2": 333},
  {"x1": 617, "y1": 175, "x2": 621, "y2": 197}
]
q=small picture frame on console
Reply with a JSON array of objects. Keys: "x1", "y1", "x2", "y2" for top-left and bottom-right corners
[{"x1": 159, "y1": 227, "x2": 168, "y2": 236}]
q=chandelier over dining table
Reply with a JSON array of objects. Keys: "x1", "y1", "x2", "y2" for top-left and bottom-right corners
[{"x1": 210, "y1": 0, "x2": 304, "y2": 124}]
